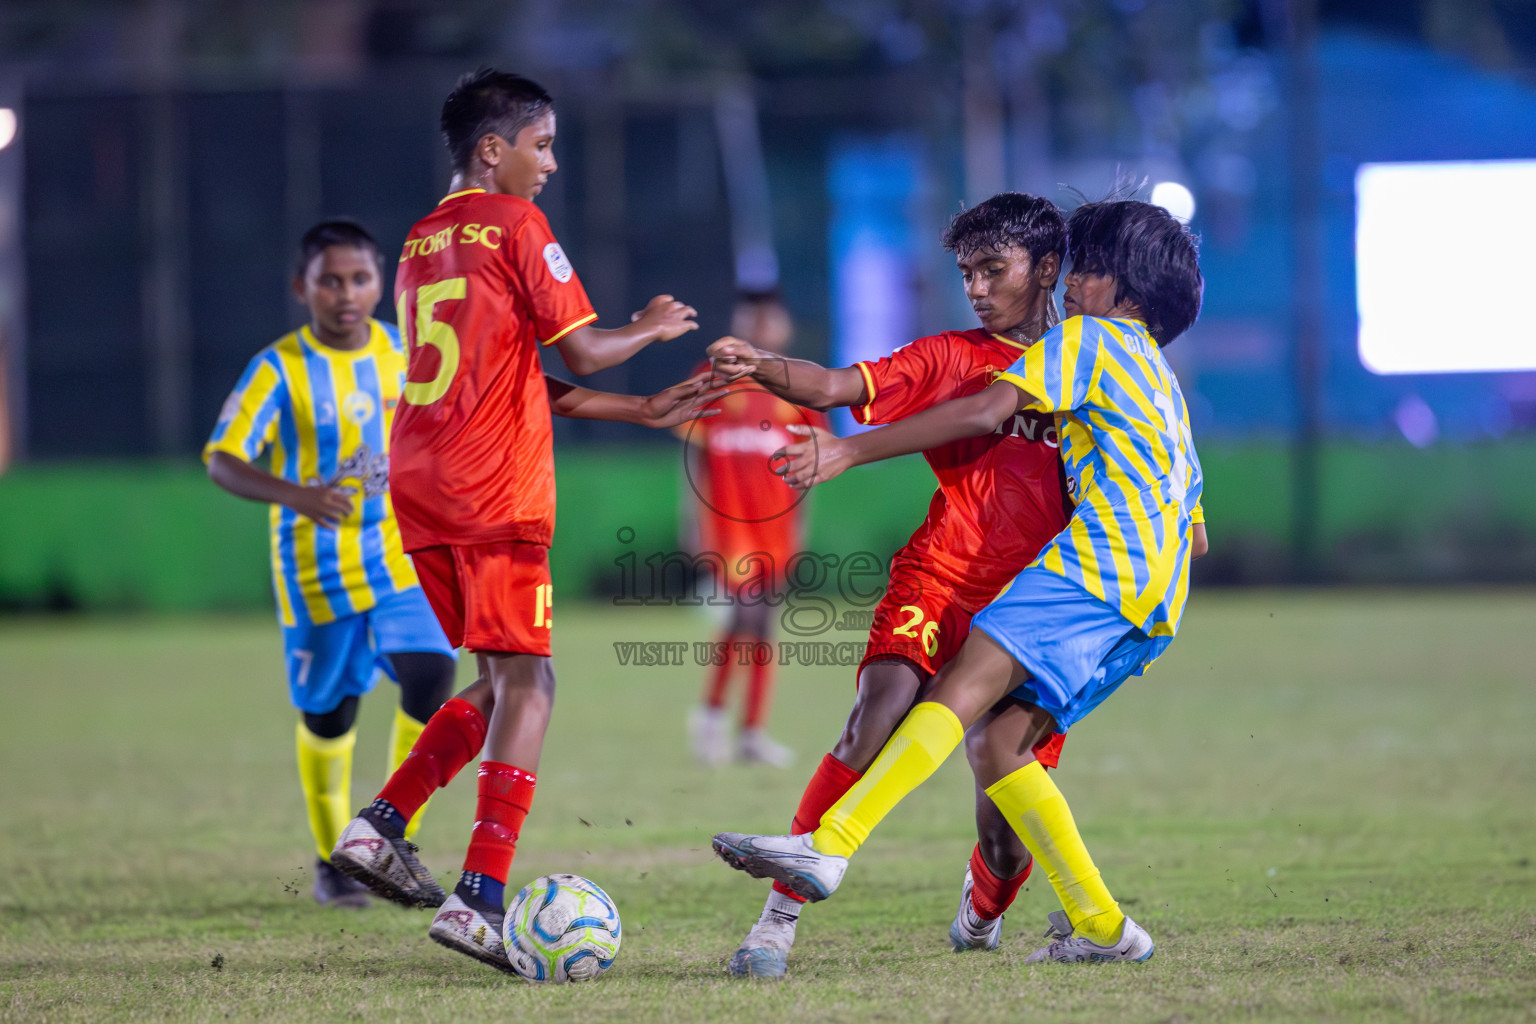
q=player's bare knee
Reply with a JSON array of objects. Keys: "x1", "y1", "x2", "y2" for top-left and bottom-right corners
[
  {"x1": 833, "y1": 686, "x2": 909, "y2": 768},
  {"x1": 534, "y1": 658, "x2": 557, "y2": 703},
  {"x1": 965, "y1": 746, "x2": 1013, "y2": 790},
  {"x1": 963, "y1": 722, "x2": 992, "y2": 774},
  {"x1": 452, "y1": 675, "x2": 495, "y2": 715},
  {"x1": 485, "y1": 653, "x2": 556, "y2": 705}
]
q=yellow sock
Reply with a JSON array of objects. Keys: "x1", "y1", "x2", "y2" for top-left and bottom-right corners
[
  {"x1": 985, "y1": 761, "x2": 1124, "y2": 946},
  {"x1": 295, "y1": 722, "x2": 356, "y2": 861},
  {"x1": 386, "y1": 706, "x2": 431, "y2": 840},
  {"x1": 811, "y1": 702, "x2": 964, "y2": 858}
]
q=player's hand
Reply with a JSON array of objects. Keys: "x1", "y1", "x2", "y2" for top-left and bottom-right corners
[
  {"x1": 771, "y1": 423, "x2": 848, "y2": 489},
  {"x1": 631, "y1": 294, "x2": 699, "y2": 343},
  {"x1": 707, "y1": 336, "x2": 766, "y2": 381},
  {"x1": 290, "y1": 485, "x2": 355, "y2": 529},
  {"x1": 640, "y1": 371, "x2": 726, "y2": 429}
]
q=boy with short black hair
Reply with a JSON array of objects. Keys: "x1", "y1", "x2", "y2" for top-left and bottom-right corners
[
  {"x1": 713, "y1": 198, "x2": 1207, "y2": 965},
  {"x1": 330, "y1": 69, "x2": 713, "y2": 973},
  {"x1": 206, "y1": 219, "x2": 458, "y2": 908}
]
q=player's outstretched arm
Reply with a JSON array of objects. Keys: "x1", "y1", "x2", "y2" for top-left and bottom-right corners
[
  {"x1": 555, "y1": 295, "x2": 699, "y2": 376},
  {"x1": 774, "y1": 378, "x2": 1025, "y2": 489},
  {"x1": 206, "y1": 451, "x2": 354, "y2": 528},
  {"x1": 1192, "y1": 522, "x2": 1208, "y2": 558},
  {"x1": 707, "y1": 336, "x2": 867, "y2": 411},
  {"x1": 545, "y1": 371, "x2": 724, "y2": 429}
]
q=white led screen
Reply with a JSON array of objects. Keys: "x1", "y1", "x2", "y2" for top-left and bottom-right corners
[{"x1": 1356, "y1": 160, "x2": 1536, "y2": 374}]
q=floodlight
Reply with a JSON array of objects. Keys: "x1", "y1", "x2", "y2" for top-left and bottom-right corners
[
  {"x1": 1357, "y1": 160, "x2": 1536, "y2": 374},
  {"x1": 1151, "y1": 181, "x2": 1195, "y2": 223}
]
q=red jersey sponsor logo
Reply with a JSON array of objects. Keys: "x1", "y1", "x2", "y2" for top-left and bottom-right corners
[{"x1": 856, "y1": 329, "x2": 1070, "y2": 612}]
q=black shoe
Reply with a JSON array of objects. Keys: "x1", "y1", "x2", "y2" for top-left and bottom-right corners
[{"x1": 313, "y1": 857, "x2": 372, "y2": 908}]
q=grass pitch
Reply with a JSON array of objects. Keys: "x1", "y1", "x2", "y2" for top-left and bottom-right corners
[{"x1": 1, "y1": 590, "x2": 1533, "y2": 1022}]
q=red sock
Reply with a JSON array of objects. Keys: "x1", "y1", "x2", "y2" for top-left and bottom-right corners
[
  {"x1": 376, "y1": 697, "x2": 486, "y2": 821},
  {"x1": 462, "y1": 761, "x2": 536, "y2": 883},
  {"x1": 704, "y1": 631, "x2": 735, "y2": 708},
  {"x1": 743, "y1": 657, "x2": 775, "y2": 729},
  {"x1": 968, "y1": 843, "x2": 1032, "y2": 920},
  {"x1": 771, "y1": 753, "x2": 864, "y2": 902}
]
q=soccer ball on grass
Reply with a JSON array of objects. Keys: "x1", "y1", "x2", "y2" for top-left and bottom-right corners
[{"x1": 503, "y1": 873, "x2": 622, "y2": 983}]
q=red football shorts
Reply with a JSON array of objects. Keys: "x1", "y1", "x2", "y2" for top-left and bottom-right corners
[
  {"x1": 860, "y1": 567, "x2": 974, "y2": 679},
  {"x1": 859, "y1": 564, "x2": 1064, "y2": 769},
  {"x1": 409, "y1": 541, "x2": 553, "y2": 656}
]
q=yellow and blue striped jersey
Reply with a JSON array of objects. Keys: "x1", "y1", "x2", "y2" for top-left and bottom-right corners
[
  {"x1": 996, "y1": 315, "x2": 1204, "y2": 638},
  {"x1": 203, "y1": 319, "x2": 419, "y2": 626}
]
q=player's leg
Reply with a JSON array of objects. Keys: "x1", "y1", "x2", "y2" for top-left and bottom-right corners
[
  {"x1": 332, "y1": 549, "x2": 479, "y2": 907},
  {"x1": 721, "y1": 574, "x2": 960, "y2": 968},
  {"x1": 830, "y1": 658, "x2": 930, "y2": 770},
  {"x1": 794, "y1": 574, "x2": 958, "y2": 823},
  {"x1": 713, "y1": 628, "x2": 1022, "y2": 900},
  {"x1": 959, "y1": 580, "x2": 1160, "y2": 961},
  {"x1": 949, "y1": 699, "x2": 1047, "y2": 949},
  {"x1": 736, "y1": 597, "x2": 793, "y2": 767},
  {"x1": 725, "y1": 656, "x2": 927, "y2": 977},
  {"x1": 690, "y1": 590, "x2": 737, "y2": 766},
  {"x1": 425, "y1": 650, "x2": 545, "y2": 973},
  {"x1": 965, "y1": 577, "x2": 1159, "y2": 962},
  {"x1": 459, "y1": 648, "x2": 550, "y2": 895},
  {"x1": 811, "y1": 630, "x2": 1020, "y2": 850},
  {"x1": 297, "y1": 694, "x2": 372, "y2": 908},
  {"x1": 979, "y1": 682, "x2": 1156, "y2": 959},
  {"x1": 370, "y1": 554, "x2": 481, "y2": 842},
  {"x1": 370, "y1": 585, "x2": 460, "y2": 838},
  {"x1": 426, "y1": 541, "x2": 553, "y2": 973},
  {"x1": 287, "y1": 615, "x2": 377, "y2": 908},
  {"x1": 714, "y1": 569, "x2": 1159, "y2": 963},
  {"x1": 360, "y1": 680, "x2": 487, "y2": 844},
  {"x1": 982, "y1": 749, "x2": 1150, "y2": 961},
  {"x1": 384, "y1": 650, "x2": 457, "y2": 836}
]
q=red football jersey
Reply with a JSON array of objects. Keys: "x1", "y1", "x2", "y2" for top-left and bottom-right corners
[
  {"x1": 854, "y1": 329, "x2": 1072, "y2": 612},
  {"x1": 390, "y1": 188, "x2": 597, "y2": 550},
  {"x1": 689, "y1": 367, "x2": 825, "y2": 567}
]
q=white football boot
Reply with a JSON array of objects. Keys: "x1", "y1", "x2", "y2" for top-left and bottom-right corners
[
  {"x1": 330, "y1": 810, "x2": 446, "y2": 908},
  {"x1": 712, "y1": 832, "x2": 847, "y2": 902},
  {"x1": 688, "y1": 706, "x2": 731, "y2": 766},
  {"x1": 948, "y1": 867, "x2": 1004, "y2": 951},
  {"x1": 738, "y1": 728, "x2": 795, "y2": 768},
  {"x1": 726, "y1": 889, "x2": 802, "y2": 978},
  {"x1": 1024, "y1": 910, "x2": 1155, "y2": 963},
  {"x1": 428, "y1": 893, "x2": 515, "y2": 974}
]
